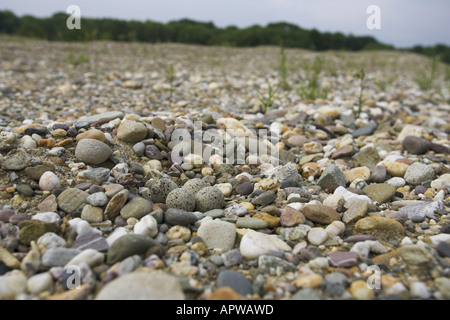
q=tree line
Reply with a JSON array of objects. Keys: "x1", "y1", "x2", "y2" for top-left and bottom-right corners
[{"x1": 0, "y1": 10, "x2": 449, "y2": 63}]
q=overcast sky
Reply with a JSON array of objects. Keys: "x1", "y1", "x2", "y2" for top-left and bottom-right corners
[{"x1": 1, "y1": 0, "x2": 449, "y2": 48}]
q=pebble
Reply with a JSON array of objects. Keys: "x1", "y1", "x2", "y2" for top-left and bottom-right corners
[
  {"x1": 19, "y1": 221, "x2": 59, "y2": 245},
  {"x1": 197, "y1": 220, "x2": 236, "y2": 252},
  {"x1": 328, "y1": 251, "x2": 359, "y2": 267},
  {"x1": 116, "y1": 120, "x2": 148, "y2": 143},
  {"x1": 64, "y1": 248, "x2": 104, "y2": 268},
  {"x1": 404, "y1": 162, "x2": 435, "y2": 185},
  {"x1": 409, "y1": 281, "x2": 431, "y2": 299},
  {"x1": 386, "y1": 177, "x2": 406, "y2": 189},
  {"x1": 86, "y1": 192, "x2": 109, "y2": 207},
  {"x1": 402, "y1": 135, "x2": 431, "y2": 154},
  {"x1": 104, "y1": 189, "x2": 129, "y2": 220},
  {"x1": 166, "y1": 225, "x2": 191, "y2": 242},
  {"x1": 307, "y1": 227, "x2": 328, "y2": 245},
  {"x1": 342, "y1": 198, "x2": 368, "y2": 223},
  {"x1": 77, "y1": 111, "x2": 124, "y2": 124},
  {"x1": 217, "y1": 270, "x2": 253, "y2": 297},
  {"x1": 239, "y1": 230, "x2": 291, "y2": 259},
  {"x1": 42, "y1": 247, "x2": 81, "y2": 267},
  {"x1": 436, "y1": 242, "x2": 450, "y2": 258},
  {"x1": 349, "y1": 280, "x2": 374, "y2": 300},
  {"x1": 182, "y1": 178, "x2": 207, "y2": 195},
  {"x1": 398, "y1": 200, "x2": 442, "y2": 222},
  {"x1": 32, "y1": 211, "x2": 61, "y2": 223},
  {"x1": 71, "y1": 232, "x2": 109, "y2": 252},
  {"x1": 195, "y1": 186, "x2": 225, "y2": 212},
  {"x1": 0, "y1": 270, "x2": 27, "y2": 299},
  {"x1": 323, "y1": 272, "x2": 348, "y2": 297},
  {"x1": 164, "y1": 208, "x2": 198, "y2": 226},
  {"x1": 38, "y1": 171, "x2": 60, "y2": 191},
  {"x1": 302, "y1": 204, "x2": 340, "y2": 224},
  {"x1": 236, "y1": 217, "x2": 268, "y2": 229},
  {"x1": 0, "y1": 247, "x2": 20, "y2": 269},
  {"x1": 0, "y1": 209, "x2": 15, "y2": 223},
  {"x1": 370, "y1": 165, "x2": 387, "y2": 183},
  {"x1": 75, "y1": 139, "x2": 112, "y2": 165},
  {"x1": 343, "y1": 167, "x2": 370, "y2": 183},
  {"x1": 292, "y1": 273, "x2": 323, "y2": 288},
  {"x1": 95, "y1": 272, "x2": 184, "y2": 300},
  {"x1": 77, "y1": 168, "x2": 110, "y2": 184},
  {"x1": 57, "y1": 188, "x2": 89, "y2": 216},
  {"x1": 221, "y1": 249, "x2": 242, "y2": 267},
  {"x1": 382, "y1": 161, "x2": 409, "y2": 177},
  {"x1": 26, "y1": 272, "x2": 53, "y2": 295},
  {"x1": 317, "y1": 164, "x2": 346, "y2": 191},
  {"x1": 81, "y1": 205, "x2": 104, "y2": 223},
  {"x1": 363, "y1": 183, "x2": 396, "y2": 203},
  {"x1": 325, "y1": 221, "x2": 345, "y2": 237},
  {"x1": 120, "y1": 197, "x2": 153, "y2": 220},
  {"x1": 165, "y1": 188, "x2": 196, "y2": 212},
  {"x1": 251, "y1": 190, "x2": 277, "y2": 207},
  {"x1": 148, "y1": 178, "x2": 178, "y2": 203},
  {"x1": 280, "y1": 206, "x2": 306, "y2": 227},
  {"x1": 354, "y1": 146, "x2": 380, "y2": 170},
  {"x1": 106, "y1": 234, "x2": 159, "y2": 264},
  {"x1": 354, "y1": 216, "x2": 404, "y2": 240}
]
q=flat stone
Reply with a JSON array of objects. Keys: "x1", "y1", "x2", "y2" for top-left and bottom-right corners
[
  {"x1": 328, "y1": 251, "x2": 359, "y2": 267},
  {"x1": 57, "y1": 188, "x2": 89, "y2": 216},
  {"x1": 302, "y1": 204, "x2": 340, "y2": 224},
  {"x1": 77, "y1": 111, "x2": 124, "y2": 124},
  {"x1": 398, "y1": 200, "x2": 442, "y2": 222},
  {"x1": 120, "y1": 197, "x2": 152, "y2": 220},
  {"x1": 77, "y1": 168, "x2": 111, "y2": 184},
  {"x1": 354, "y1": 216, "x2": 404, "y2": 240},
  {"x1": 236, "y1": 217, "x2": 269, "y2": 229},
  {"x1": 331, "y1": 145, "x2": 355, "y2": 159},
  {"x1": 362, "y1": 183, "x2": 395, "y2": 203},
  {"x1": 402, "y1": 135, "x2": 431, "y2": 154},
  {"x1": 217, "y1": 270, "x2": 253, "y2": 297},
  {"x1": 81, "y1": 205, "x2": 103, "y2": 223},
  {"x1": 107, "y1": 234, "x2": 160, "y2": 264},
  {"x1": 370, "y1": 165, "x2": 387, "y2": 183},
  {"x1": 164, "y1": 208, "x2": 198, "y2": 226},
  {"x1": 197, "y1": 220, "x2": 236, "y2": 252},
  {"x1": 71, "y1": 232, "x2": 109, "y2": 252},
  {"x1": 41, "y1": 247, "x2": 82, "y2": 267},
  {"x1": 317, "y1": 164, "x2": 346, "y2": 192},
  {"x1": 145, "y1": 145, "x2": 164, "y2": 160},
  {"x1": 0, "y1": 209, "x2": 15, "y2": 223},
  {"x1": 95, "y1": 272, "x2": 184, "y2": 300},
  {"x1": 352, "y1": 121, "x2": 377, "y2": 138},
  {"x1": 37, "y1": 194, "x2": 58, "y2": 212},
  {"x1": 221, "y1": 249, "x2": 243, "y2": 267},
  {"x1": 86, "y1": 192, "x2": 109, "y2": 207},
  {"x1": 251, "y1": 190, "x2": 277, "y2": 207},
  {"x1": 398, "y1": 244, "x2": 439, "y2": 274},
  {"x1": 1, "y1": 148, "x2": 31, "y2": 170},
  {"x1": 19, "y1": 221, "x2": 59, "y2": 245},
  {"x1": 104, "y1": 189, "x2": 129, "y2": 221},
  {"x1": 342, "y1": 198, "x2": 369, "y2": 223},
  {"x1": 354, "y1": 146, "x2": 380, "y2": 170}
]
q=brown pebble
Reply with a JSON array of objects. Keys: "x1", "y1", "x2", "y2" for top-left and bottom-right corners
[
  {"x1": 208, "y1": 287, "x2": 245, "y2": 300},
  {"x1": 302, "y1": 204, "x2": 340, "y2": 224},
  {"x1": 76, "y1": 129, "x2": 106, "y2": 143},
  {"x1": 55, "y1": 138, "x2": 74, "y2": 147},
  {"x1": 38, "y1": 138, "x2": 56, "y2": 147},
  {"x1": 280, "y1": 206, "x2": 305, "y2": 227},
  {"x1": 9, "y1": 213, "x2": 31, "y2": 224}
]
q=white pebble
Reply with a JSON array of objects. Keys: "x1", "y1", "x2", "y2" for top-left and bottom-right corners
[
  {"x1": 400, "y1": 236, "x2": 414, "y2": 246},
  {"x1": 430, "y1": 233, "x2": 450, "y2": 246},
  {"x1": 20, "y1": 135, "x2": 37, "y2": 149},
  {"x1": 325, "y1": 221, "x2": 345, "y2": 237},
  {"x1": 65, "y1": 248, "x2": 104, "y2": 268},
  {"x1": 47, "y1": 147, "x2": 65, "y2": 156},
  {"x1": 308, "y1": 257, "x2": 329, "y2": 269},
  {"x1": 307, "y1": 227, "x2": 328, "y2": 246},
  {"x1": 292, "y1": 241, "x2": 308, "y2": 255},
  {"x1": 410, "y1": 281, "x2": 431, "y2": 299},
  {"x1": 216, "y1": 183, "x2": 232, "y2": 197},
  {"x1": 32, "y1": 212, "x2": 61, "y2": 223},
  {"x1": 366, "y1": 240, "x2": 388, "y2": 254},
  {"x1": 37, "y1": 232, "x2": 66, "y2": 254},
  {"x1": 106, "y1": 227, "x2": 130, "y2": 246},
  {"x1": 350, "y1": 241, "x2": 371, "y2": 258},
  {"x1": 134, "y1": 214, "x2": 158, "y2": 238},
  {"x1": 39, "y1": 171, "x2": 61, "y2": 191},
  {"x1": 27, "y1": 272, "x2": 53, "y2": 295}
]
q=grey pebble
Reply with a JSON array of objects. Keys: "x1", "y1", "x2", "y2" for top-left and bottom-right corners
[{"x1": 217, "y1": 270, "x2": 253, "y2": 297}]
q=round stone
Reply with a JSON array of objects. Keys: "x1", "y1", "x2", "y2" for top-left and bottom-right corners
[
  {"x1": 76, "y1": 129, "x2": 106, "y2": 143},
  {"x1": 402, "y1": 135, "x2": 431, "y2": 155},
  {"x1": 86, "y1": 192, "x2": 109, "y2": 207},
  {"x1": 182, "y1": 178, "x2": 207, "y2": 195},
  {"x1": 75, "y1": 139, "x2": 112, "y2": 165},
  {"x1": 307, "y1": 227, "x2": 328, "y2": 246},
  {"x1": 57, "y1": 188, "x2": 89, "y2": 216},
  {"x1": 164, "y1": 208, "x2": 198, "y2": 226},
  {"x1": 38, "y1": 171, "x2": 61, "y2": 192},
  {"x1": 117, "y1": 120, "x2": 148, "y2": 143},
  {"x1": 120, "y1": 197, "x2": 153, "y2": 220},
  {"x1": 133, "y1": 214, "x2": 158, "y2": 238},
  {"x1": 81, "y1": 205, "x2": 104, "y2": 223},
  {"x1": 195, "y1": 186, "x2": 225, "y2": 212},
  {"x1": 148, "y1": 178, "x2": 178, "y2": 203},
  {"x1": 197, "y1": 220, "x2": 236, "y2": 252},
  {"x1": 236, "y1": 181, "x2": 254, "y2": 195},
  {"x1": 165, "y1": 188, "x2": 196, "y2": 212}
]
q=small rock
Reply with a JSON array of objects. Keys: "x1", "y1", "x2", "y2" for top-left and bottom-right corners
[
  {"x1": 362, "y1": 183, "x2": 396, "y2": 203},
  {"x1": 251, "y1": 190, "x2": 277, "y2": 207},
  {"x1": 81, "y1": 205, "x2": 103, "y2": 223},
  {"x1": 221, "y1": 249, "x2": 242, "y2": 267},
  {"x1": 217, "y1": 270, "x2": 253, "y2": 297},
  {"x1": 57, "y1": 188, "x2": 89, "y2": 216},
  {"x1": 32, "y1": 212, "x2": 61, "y2": 223},
  {"x1": 398, "y1": 200, "x2": 442, "y2": 222},
  {"x1": 352, "y1": 121, "x2": 377, "y2": 138},
  {"x1": 104, "y1": 189, "x2": 129, "y2": 221},
  {"x1": 236, "y1": 217, "x2": 268, "y2": 229},
  {"x1": 302, "y1": 204, "x2": 340, "y2": 224},
  {"x1": 164, "y1": 208, "x2": 198, "y2": 226},
  {"x1": 292, "y1": 273, "x2": 323, "y2": 288},
  {"x1": 0, "y1": 270, "x2": 27, "y2": 299},
  {"x1": 1, "y1": 149, "x2": 31, "y2": 170},
  {"x1": 354, "y1": 216, "x2": 404, "y2": 240},
  {"x1": 182, "y1": 178, "x2": 207, "y2": 195},
  {"x1": 328, "y1": 251, "x2": 359, "y2": 267},
  {"x1": 37, "y1": 194, "x2": 58, "y2": 212},
  {"x1": 436, "y1": 242, "x2": 450, "y2": 258},
  {"x1": 280, "y1": 206, "x2": 306, "y2": 227},
  {"x1": 239, "y1": 230, "x2": 291, "y2": 260},
  {"x1": 195, "y1": 186, "x2": 225, "y2": 212},
  {"x1": 317, "y1": 164, "x2": 346, "y2": 192},
  {"x1": 42, "y1": 247, "x2": 81, "y2": 267},
  {"x1": 307, "y1": 227, "x2": 328, "y2": 246},
  {"x1": 343, "y1": 167, "x2": 370, "y2": 183},
  {"x1": 107, "y1": 234, "x2": 160, "y2": 264},
  {"x1": 39, "y1": 171, "x2": 60, "y2": 191},
  {"x1": 117, "y1": 120, "x2": 148, "y2": 143},
  {"x1": 19, "y1": 221, "x2": 59, "y2": 245},
  {"x1": 342, "y1": 198, "x2": 368, "y2": 223},
  {"x1": 145, "y1": 145, "x2": 164, "y2": 160},
  {"x1": 77, "y1": 168, "x2": 110, "y2": 184},
  {"x1": 27, "y1": 272, "x2": 53, "y2": 295},
  {"x1": 75, "y1": 139, "x2": 112, "y2": 165},
  {"x1": 286, "y1": 135, "x2": 308, "y2": 147},
  {"x1": 64, "y1": 248, "x2": 104, "y2": 268},
  {"x1": 349, "y1": 280, "x2": 374, "y2": 300},
  {"x1": 370, "y1": 165, "x2": 387, "y2": 183},
  {"x1": 404, "y1": 162, "x2": 435, "y2": 185},
  {"x1": 165, "y1": 188, "x2": 196, "y2": 212},
  {"x1": 86, "y1": 192, "x2": 109, "y2": 207},
  {"x1": 71, "y1": 232, "x2": 109, "y2": 252},
  {"x1": 76, "y1": 128, "x2": 106, "y2": 143},
  {"x1": 95, "y1": 272, "x2": 184, "y2": 300},
  {"x1": 120, "y1": 197, "x2": 152, "y2": 220},
  {"x1": 382, "y1": 161, "x2": 409, "y2": 177},
  {"x1": 197, "y1": 220, "x2": 236, "y2": 252},
  {"x1": 354, "y1": 146, "x2": 380, "y2": 170},
  {"x1": 148, "y1": 178, "x2": 178, "y2": 203},
  {"x1": 402, "y1": 135, "x2": 431, "y2": 154}
]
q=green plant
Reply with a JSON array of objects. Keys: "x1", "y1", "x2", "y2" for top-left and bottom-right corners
[
  {"x1": 297, "y1": 56, "x2": 329, "y2": 101},
  {"x1": 67, "y1": 53, "x2": 89, "y2": 66},
  {"x1": 278, "y1": 42, "x2": 290, "y2": 90},
  {"x1": 354, "y1": 67, "x2": 368, "y2": 117},
  {"x1": 414, "y1": 56, "x2": 438, "y2": 91},
  {"x1": 257, "y1": 79, "x2": 280, "y2": 113},
  {"x1": 165, "y1": 62, "x2": 176, "y2": 99}
]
